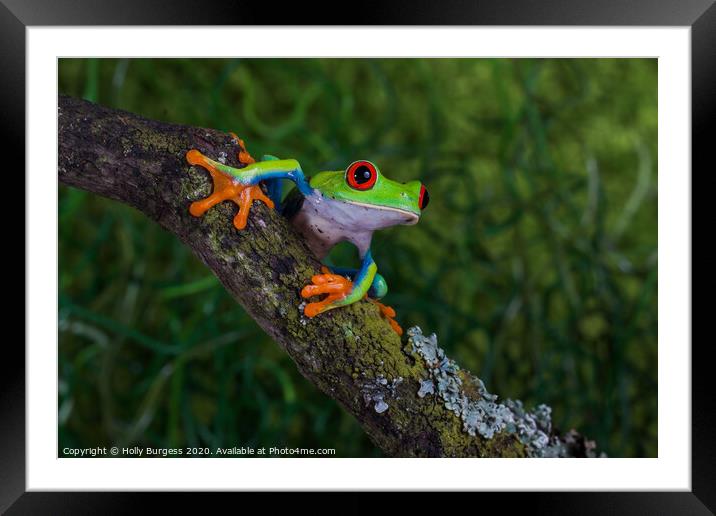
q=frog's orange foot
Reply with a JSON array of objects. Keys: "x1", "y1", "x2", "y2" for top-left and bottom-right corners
[
  {"x1": 300, "y1": 270, "x2": 353, "y2": 317},
  {"x1": 186, "y1": 149, "x2": 274, "y2": 230},
  {"x1": 369, "y1": 299, "x2": 403, "y2": 336}
]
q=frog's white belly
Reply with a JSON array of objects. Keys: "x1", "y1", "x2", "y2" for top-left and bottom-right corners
[{"x1": 289, "y1": 192, "x2": 417, "y2": 259}]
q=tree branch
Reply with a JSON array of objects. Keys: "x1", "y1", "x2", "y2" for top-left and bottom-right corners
[{"x1": 58, "y1": 95, "x2": 597, "y2": 458}]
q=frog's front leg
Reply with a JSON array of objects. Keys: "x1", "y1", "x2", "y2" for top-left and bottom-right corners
[
  {"x1": 301, "y1": 251, "x2": 403, "y2": 335},
  {"x1": 324, "y1": 267, "x2": 402, "y2": 334},
  {"x1": 330, "y1": 267, "x2": 388, "y2": 299},
  {"x1": 186, "y1": 145, "x2": 311, "y2": 230},
  {"x1": 301, "y1": 250, "x2": 376, "y2": 317}
]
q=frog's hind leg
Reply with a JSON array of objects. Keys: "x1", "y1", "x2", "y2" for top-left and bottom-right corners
[{"x1": 331, "y1": 268, "x2": 388, "y2": 299}]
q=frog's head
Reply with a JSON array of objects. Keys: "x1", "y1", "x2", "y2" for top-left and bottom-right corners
[{"x1": 309, "y1": 160, "x2": 429, "y2": 229}]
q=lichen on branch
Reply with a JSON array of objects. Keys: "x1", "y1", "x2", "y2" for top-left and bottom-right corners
[{"x1": 58, "y1": 94, "x2": 598, "y2": 458}]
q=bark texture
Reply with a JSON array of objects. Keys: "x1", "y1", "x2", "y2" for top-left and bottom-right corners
[{"x1": 58, "y1": 95, "x2": 595, "y2": 458}]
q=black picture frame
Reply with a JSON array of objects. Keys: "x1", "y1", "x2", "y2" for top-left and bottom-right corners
[{"x1": 4, "y1": 0, "x2": 712, "y2": 511}]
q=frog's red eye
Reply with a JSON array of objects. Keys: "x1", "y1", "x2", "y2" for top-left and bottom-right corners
[{"x1": 346, "y1": 161, "x2": 377, "y2": 190}]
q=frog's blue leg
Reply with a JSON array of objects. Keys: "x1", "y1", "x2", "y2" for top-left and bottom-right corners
[
  {"x1": 186, "y1": 149, "x2": 313, "y2": 230},
  {"x1": 189, "y1": 151, "x2": 312, "y2": 194},
  {"x1": 330, "y1": 267, "x2": 388, "y2": 299}
]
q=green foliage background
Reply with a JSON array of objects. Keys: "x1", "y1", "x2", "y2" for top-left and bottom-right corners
[{"x1": 58, "y1": 58, "x2": 657, "y2": 457}]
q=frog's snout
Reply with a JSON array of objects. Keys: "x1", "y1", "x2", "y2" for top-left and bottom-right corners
[{"x1": 419, "y1": 184, "x2": 430, "y2": 210}]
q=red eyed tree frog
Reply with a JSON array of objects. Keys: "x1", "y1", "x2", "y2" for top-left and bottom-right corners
[{"x1": 186, "y1": 135, "x2": 429, "y2": 335}]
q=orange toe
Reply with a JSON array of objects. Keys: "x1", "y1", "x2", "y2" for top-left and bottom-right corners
[
  {"x1": 232, "y1": 185, "x2": 275, "y2": 230},
  {"x1": 304, "y1": 302, "x2": 327, "y2": 318},
  {"x1": 186, "y1": 149, "x2": 208, "y2": 167},
  {"x1": 388, "y1": 318, "x2": 403, "y2": 336},
  {"x1": 369, "y1": 299, "x2": 403, "y2": 335}
]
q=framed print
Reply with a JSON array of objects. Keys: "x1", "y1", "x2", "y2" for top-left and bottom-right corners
[{"x1": 4, "y1": 0, "x2": 713, "y2": 510}]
